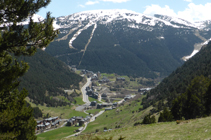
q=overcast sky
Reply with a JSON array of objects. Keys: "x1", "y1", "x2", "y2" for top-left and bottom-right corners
[{"x1": 37, "y1": 0, "x2": 211, "y2": 22}]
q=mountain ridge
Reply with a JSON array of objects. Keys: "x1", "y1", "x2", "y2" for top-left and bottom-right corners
[
  {"x1": 54, "y1": 9, "x2": 211, "y2": 30},
  {"x1": 45, "y1": 9, "x2": 211, "y2": 78}
]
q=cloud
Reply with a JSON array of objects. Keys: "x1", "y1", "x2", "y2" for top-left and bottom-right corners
[
  {"x1": 184, "y1": 0, "x2": 192, "y2": 2},
  {"x1": 78, "y1": 1, "x2": 99, "y2": 8},
  {"x1": 143, "y1": 3, "x2": 211, "y2": 22},
  {"x1": 85, "y1": 1, "x2": 99, "y2": 5},
  {"x1": 102, "y1": 0, "x2": 130, "y2": 3},
  {"x1": 177, "y1": 3, "x2": 211, "y2": 22},
  {"x1": 143, "y1": 5, "x2": 177, "y2": 17},
  {"x1": 81, "y1": 0, "x2": 129, "y2": 7},
  {"x1": 79, "y1": 4, "x2": 85, "y2": 8}
]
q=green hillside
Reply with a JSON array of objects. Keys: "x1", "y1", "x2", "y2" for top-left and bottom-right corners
[
  {"x1": 68, "y1": 116, "x2": 211, "y2": 140},
  {"x1": 143, "y1": 41, "x2": 211, "y2": 109},
  {"x1": 18, "y1": 49, "x2": 83, "y2": 107},
  {"x1": 45, "y1": 21, "x2": 209, "y2": 78}
]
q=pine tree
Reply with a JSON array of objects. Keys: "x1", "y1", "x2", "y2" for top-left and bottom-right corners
[
  {"x1": 142, "y1": 113, "x2": 156, "y2": 124},
  {"x1": 184, "y1": 76, "x2": 210, "y2": 119},
  {"x1": 158, "y1": 107, "x2": 174, "y2": 122},
  {"x1": 0, "y1": 0, "x2": 58, "y2": 139},
  {"x1": 204, "y1": 82, "x2": 211, "y2": 115},
  {"x1": 171, "y1": 76, "x2": 210, "y2": 120},
  {"x1": 171, "y1": 97, "x2": 184, "y2": 120}
]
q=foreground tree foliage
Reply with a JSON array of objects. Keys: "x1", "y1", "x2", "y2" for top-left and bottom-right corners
[{"x1": 0, "y1": 0, "x2": 58, "y2": 139}]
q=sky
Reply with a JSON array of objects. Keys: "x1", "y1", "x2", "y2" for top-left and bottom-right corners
[{"x1": 37, "y1": 0, "x2": 211, "y2": 22}]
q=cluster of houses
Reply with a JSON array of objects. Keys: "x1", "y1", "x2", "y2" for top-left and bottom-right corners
[
  {"x1": 101, "y1": 93, "x2": 107, "y2": 98},
  {"x1": 86, "y1": 86, "x2": 99, "y2": 99},
  {"x1": 138, "y1": 87, "x2": 152, "y2": 94},
  {"x1": 66, "y1": 116, "x2": 91, "y2": 127},
  {"x1": 89, "y1": 100, "x2": 118, "y2": 110},
  {"x1": 80, "y1": 69, "x2": 126, "y2": 84},
  {"x1": 81, "y1": 69, "x2": 110, "y2": 84},
  {"x1": 98, "y1": 76, "x2": 110, "y2": 83},
  {"x1": 36, "y1": 117, "x2": 61, "y2": 132},
  {"x1": 70, "y1": 65, "x2": 77, "y2": 72},
  {"x1": 97, "y1": 102, "x2": 118, "y2": 110},
  {"x1": 116, "y1": 77, "x2": 126, "y2": 81},
  {"x1": 90, "y1": 73, "x2": 110, "y2": 84},
  {"x1": 90, "y1": 72, "x2": 101, "y2": 81},
  {"x1": 91, "y1": 74, "x2": 98, "y2": 81},
  {"x1": 81, "y1": 70, "x2": 99, "y2": 78},
  {"x1": 90, "y1": 101, "x2": 97, "y2": 106},
  {"x1": 124, "y1": 95, "x2": 133, "y2": 101}
]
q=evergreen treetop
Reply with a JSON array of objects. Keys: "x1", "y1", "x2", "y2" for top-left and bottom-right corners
[{"x1": 0, "y1": 0, "x2": 58, "y2": 139}]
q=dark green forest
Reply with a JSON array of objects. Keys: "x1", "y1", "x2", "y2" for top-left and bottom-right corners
[
  {"x1": 171, "y1": 75, "x2": 211, "y2": 120},
  {"x1": 142, "y1": 41, "x2": 211, "y2": 111},
  {"x1": 156, "y1": 76, "x2": 211, "y2": 122},
  {"x1": 45, "y1": 20, "x2": 208, "y2": 78},
  {"x1": 18, "y1": 49, "x2": 83, "y2": 107}
]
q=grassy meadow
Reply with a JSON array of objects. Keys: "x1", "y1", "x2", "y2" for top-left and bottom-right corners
[
  {"x1": 74, "y1": 96, "x2": 85, "y2": 105},
  {"x1": 88, "y1": 97, "x2": 101, "y2": 103},
  {"x1": 68, "y1": 116, "x2": 211, "y2": 140},
  {"x1": 81, "y1": 96, "x2": 152, "y2": 134},
  {"x1": 37, "y1": 126, "x2": 78, "y2": 140},
  {"x1": 26, "y1": 98, "x2": 86, "y2": 119},
  {"x1": 86, "y1": 109, "x2": 104, "y2": 115}
]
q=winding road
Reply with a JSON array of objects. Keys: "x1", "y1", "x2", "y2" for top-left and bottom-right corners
[
  {"x1": 65, "y1": 110, "x2": 105, "y2": 139},
  {"x1": 75, "y1": 77, "x2": 91, "y2": 111},
  {"x1": 82, "y1": 78, "x2": 91, "y2": 104}
]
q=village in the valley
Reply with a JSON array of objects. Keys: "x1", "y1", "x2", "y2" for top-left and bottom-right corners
[{"x1": 35, "y1": 66, "x2": 152, "y2": 135}]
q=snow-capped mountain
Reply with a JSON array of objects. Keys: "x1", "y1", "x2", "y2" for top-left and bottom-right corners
[
  {"x1": 45, "y1": 9, "x2": 211, "y2": 78},
  {"x1": 54, "y1": 9, "x2": 211, "y2": 30}
]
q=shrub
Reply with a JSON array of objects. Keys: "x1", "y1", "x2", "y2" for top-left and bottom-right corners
[
  {"x1": 134, "y1": 122, "x2": 141, "y2": 126},
  {"x1": 115, "y1": 125, "x2": 121, "y2": 128},
  {"x1": 142, "y1": 113, "x2": 156, "y2": 124},
  {"x1": 176, "y1": 120, "x2": 189, "y2": 124},
  {"x1": 158, "y1": 107, "x2": 174, "y2": 122}
]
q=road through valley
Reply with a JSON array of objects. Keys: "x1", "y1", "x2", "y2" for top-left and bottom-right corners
[{"x1": 75, "y1": 77, "x2": 91, "y2": 111}]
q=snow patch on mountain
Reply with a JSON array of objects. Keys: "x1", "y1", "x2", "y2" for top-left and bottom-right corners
[
  {"x1": 157, "y1": 36, "x2": 165, "y2": 40},
  {"x1": 202, "y1": 38, "x2": 211, "y2": 45},
  {"x1": 54, "y1": 9, "x2": 202, "y2": 30},
  {"x1": 183, "y1": 50, "x2": 199, "y2": 61},
  {"x1": 69, "y1": 23, "x2": 94, "y2": 49},
  {"x1": 154, "y1": 14, "x2": 197, "y2": 29},
  {"x1": 92, "y1": 24, "x2": 97, "y2": 35},
  {"x1": 183, "y1": 38, "x2": 211, "y2": 61},
  {"x1": 194, "y1": 20, "x2": 211, "y2": 30},
  {"x1": 78, "y1": 23, "x2": 97, "y2": 66}
]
